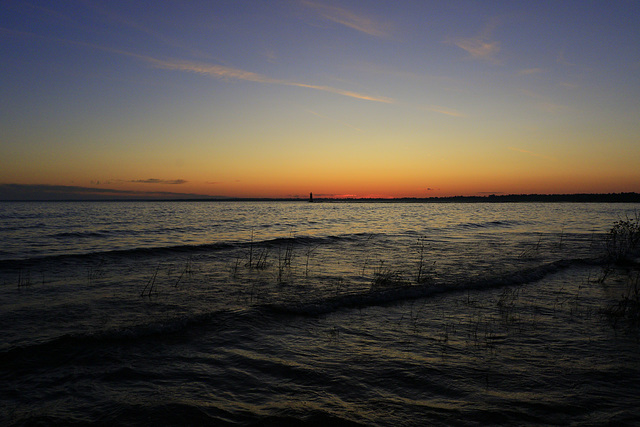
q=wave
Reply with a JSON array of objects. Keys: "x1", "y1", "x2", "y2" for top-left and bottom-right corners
[
  {"x1": 0, "y1": 242, "x2": 228, "y2": 266},
  {"x1": 12, "y1": 401, "x2": 363, "y2": 427},
  {"x1": 0, "y1": 222, "x2": 48, "y2": 232},
  {"x1": 51, "y1": 230, "x2": 109, "y2": 238},
  {"x1": 0, "y1": 256, "x2": 604, "y2": 367},
  {"x1": 0, "y1": 308, "x2": 246, "y2": 367},
  {"x1": 0, "y1": 233, "x2": 372, "y2": 266},
  {"x1": 456, "y1": 219, "x2": 528, "y2": 230},
  {"x1": 264, "y1": 258, "x2": 600, "y2": 316}
]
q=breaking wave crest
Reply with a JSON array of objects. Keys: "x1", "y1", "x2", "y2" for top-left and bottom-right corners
[
  {"x1": 0, "y1": 256, "x2": 601, "y2": 366},
  {"x1": 0, "y1": 233, "x2": 367, "y2": 266},
  {"x1": 455, "y1": 219, "x2": 529, "y2": 230},
  {"x1": 264, "y1": 258, "x2": 599, "y2": 316}
]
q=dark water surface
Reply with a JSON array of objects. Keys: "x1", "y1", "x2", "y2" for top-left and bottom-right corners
[{"x1": 1, "y1": 201, "x2": 639, "y2": 425}]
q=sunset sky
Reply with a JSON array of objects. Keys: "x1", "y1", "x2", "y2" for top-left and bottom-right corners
[{"x1": 1, "y1": 1, "x2": 639, "y2": 199}]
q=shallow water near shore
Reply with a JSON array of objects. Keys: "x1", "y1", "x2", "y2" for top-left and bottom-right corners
[{"x1": 1, "y1": 201, "x2": 639, "y2": 425}]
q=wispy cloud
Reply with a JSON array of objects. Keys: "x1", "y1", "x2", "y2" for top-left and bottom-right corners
[
  {"x1": 150, "y1": 58, "x2": 395, "y2": 103},
  {"x1": 129, "y1": 179, "x2": 188, "y2": 185},
  {"x1": 301, "y1": 0, "x2": 391, "y2": 38},
  {"x1": 423, "y1": 105, "x2": 464, "y2": 118},
  {"x1": 508, "y1": 147, "x2": 557, "y2": 162},
  {"x1": 0, "y1": 27, "x2": 393, "y2": 104},
  {"x1": 147, "y1": 59, "x2": 277, "y2": 83},
  {"x1": 518, "y1": 68, "x2": 545, "y2": 75},
  {"x1": 454, "y1": 38, "x2": 500, "y2": 60},
  {"x1": 450, "y1": 18, "x2": 501, "y2": 63},
  {"x1": 292, "y1": 82, "x2": 394, "y2": 103},
  {"x1": 0, "y1": 184, "x2": 211, "y2": 200}
]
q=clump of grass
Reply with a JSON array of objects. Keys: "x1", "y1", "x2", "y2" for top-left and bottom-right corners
[
  {"x1": 605, "y1": 213, "x2": 640, "y2": 264},
  {"x1": 415, "y1": 237, "x2": 436, "y2": 284},
  {"x1": 174, "y1": 256, "x2": 193, "y2": 288},
  {"x1": 371, "y1": 261, "x2": 410, "y2": 291},
  {"x1": 231, "y1": 255, "x2": 242, "y2": 279},
  {"x1": 303, "y1": 244, "x2": 318, "y2": 278},
  {"x1": 360, "y1": 234, "x2": 375, "y2": 276},
  {"x1": 17, "y1": 268, "x2": 32, "y2": 288},
  {"x1": 557, "y1": 225, "x2": 565, "y2": 249},
  {"x1": 254, "y1": 249, "x2": 269, "y2": 270},
  {"x1": 246, "y1": 229, "x2": 255, "y2": 268},
  {"x1": 519, "y1": 235, "x2": 542, "y2": 259},
  {"x1": 598, "y1": 215, "x2": 640, "y2": 283},
  {"x1": 276, "y1": 239, "x2": 294, "y2": 284},
  {"x1": 497, "y1": 287, "x2": 526, "y2": 327},
  {"x1": 140, "y1": 264, "x2": 160, "y2": 297},
  {"x1": 602, "y1": 272, "x2": 640, "y2": 327},
  {"x1": 497, "y1": 287, "x2": 519, "y2": 311}
]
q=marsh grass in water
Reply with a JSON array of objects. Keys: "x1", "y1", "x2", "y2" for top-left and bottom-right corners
[
  {"x1": 173, "y1": 256, "x2": 194, "y2": 288},
  {"x1": 139, "y1": 264, "x2": 160, "y2": 297},
  {"x1": 605, "y1": 213, "x2": 640, "y2": 263},
  {"x1": 4, "y1": 202, "x2": 640, "y2": 426},
  {"x1": 602, "y1": 271, "x2": 640, "y2": 327},
  {"x1": 371, "y1": 261, "x2": 410, "y2": 291},
  {"x1": 415, "y1": 237, "x2": 437, "y2": 284}
]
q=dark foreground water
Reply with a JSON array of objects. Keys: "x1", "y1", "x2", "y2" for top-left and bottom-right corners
[{"x1": 1, "y1": 201, "x2": 639, "y2": 426}]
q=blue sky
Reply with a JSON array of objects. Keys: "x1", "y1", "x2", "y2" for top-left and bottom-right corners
[{"x1": 1, "y1": 0, "x2": 639, "y2": 199}]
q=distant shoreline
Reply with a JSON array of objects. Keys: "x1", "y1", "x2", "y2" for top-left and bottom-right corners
[{"x1": 2, "y1": 192, "x2": 640, "y2": 203}]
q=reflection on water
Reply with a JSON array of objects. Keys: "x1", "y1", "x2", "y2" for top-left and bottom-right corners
[{"x1": 1, "y1": 201, "x2": 639, "y2": 425}]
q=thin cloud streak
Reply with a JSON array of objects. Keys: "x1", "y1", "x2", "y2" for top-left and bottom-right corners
[
  {"x1": 301, "y1": 0, "x2": 391, "y2": 38},
  {"x1": 129, "y1": 179, "x2": 188, "y2": 185},
  {"x1": 0, "y1": 183, "x2": 211, "y2": 200},
  {"x1": 453, "y1": 38, "x2": 500, "y2": 60},
  {"x1": 424, "y1": 105, "x2": 465, "y2": 118},
  {"x1": 151, "y1": 58, "x2": 395, "y2": 103},
  {"x1": 292, "y1": 82, "x2": 394, "y2": 103},
  {"x1": 450, "y1": 18, "x2": 501, "y2": 63},
  {"x1": 0, "y1": 27, "x2": 393, "y2": 104}
]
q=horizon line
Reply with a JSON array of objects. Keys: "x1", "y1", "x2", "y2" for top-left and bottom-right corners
[{"x1": 2, "y1": 192, "x2": 639, "y2": 203}]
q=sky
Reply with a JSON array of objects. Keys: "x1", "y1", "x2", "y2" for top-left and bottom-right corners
[{"x1": 1, "y1": 0, "x2": 639, "y2": 199}]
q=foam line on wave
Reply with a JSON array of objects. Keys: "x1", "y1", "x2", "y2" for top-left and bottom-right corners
[{"x1": 262, "y1": 257, "x2": 603, "y2": 317}]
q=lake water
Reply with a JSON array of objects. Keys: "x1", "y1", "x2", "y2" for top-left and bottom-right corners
[{"x1": 1, "y1": 201, "x2": 639, "y2": 425}]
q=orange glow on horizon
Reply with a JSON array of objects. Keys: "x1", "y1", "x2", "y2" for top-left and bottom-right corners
[{"x1": 1, "y1": 2, "x2": 639, "y2": 201}]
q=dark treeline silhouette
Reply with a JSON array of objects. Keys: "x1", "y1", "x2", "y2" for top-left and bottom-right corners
[
  {"x1": 148, "y1": 192, "x2": 640, "y2": 203},
  {"x1": 310, "y1": 193, "x2": 640, "y2": 203},
  {"x1": 3, "y1": 192, "x2": 639, "y2": 203}
]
